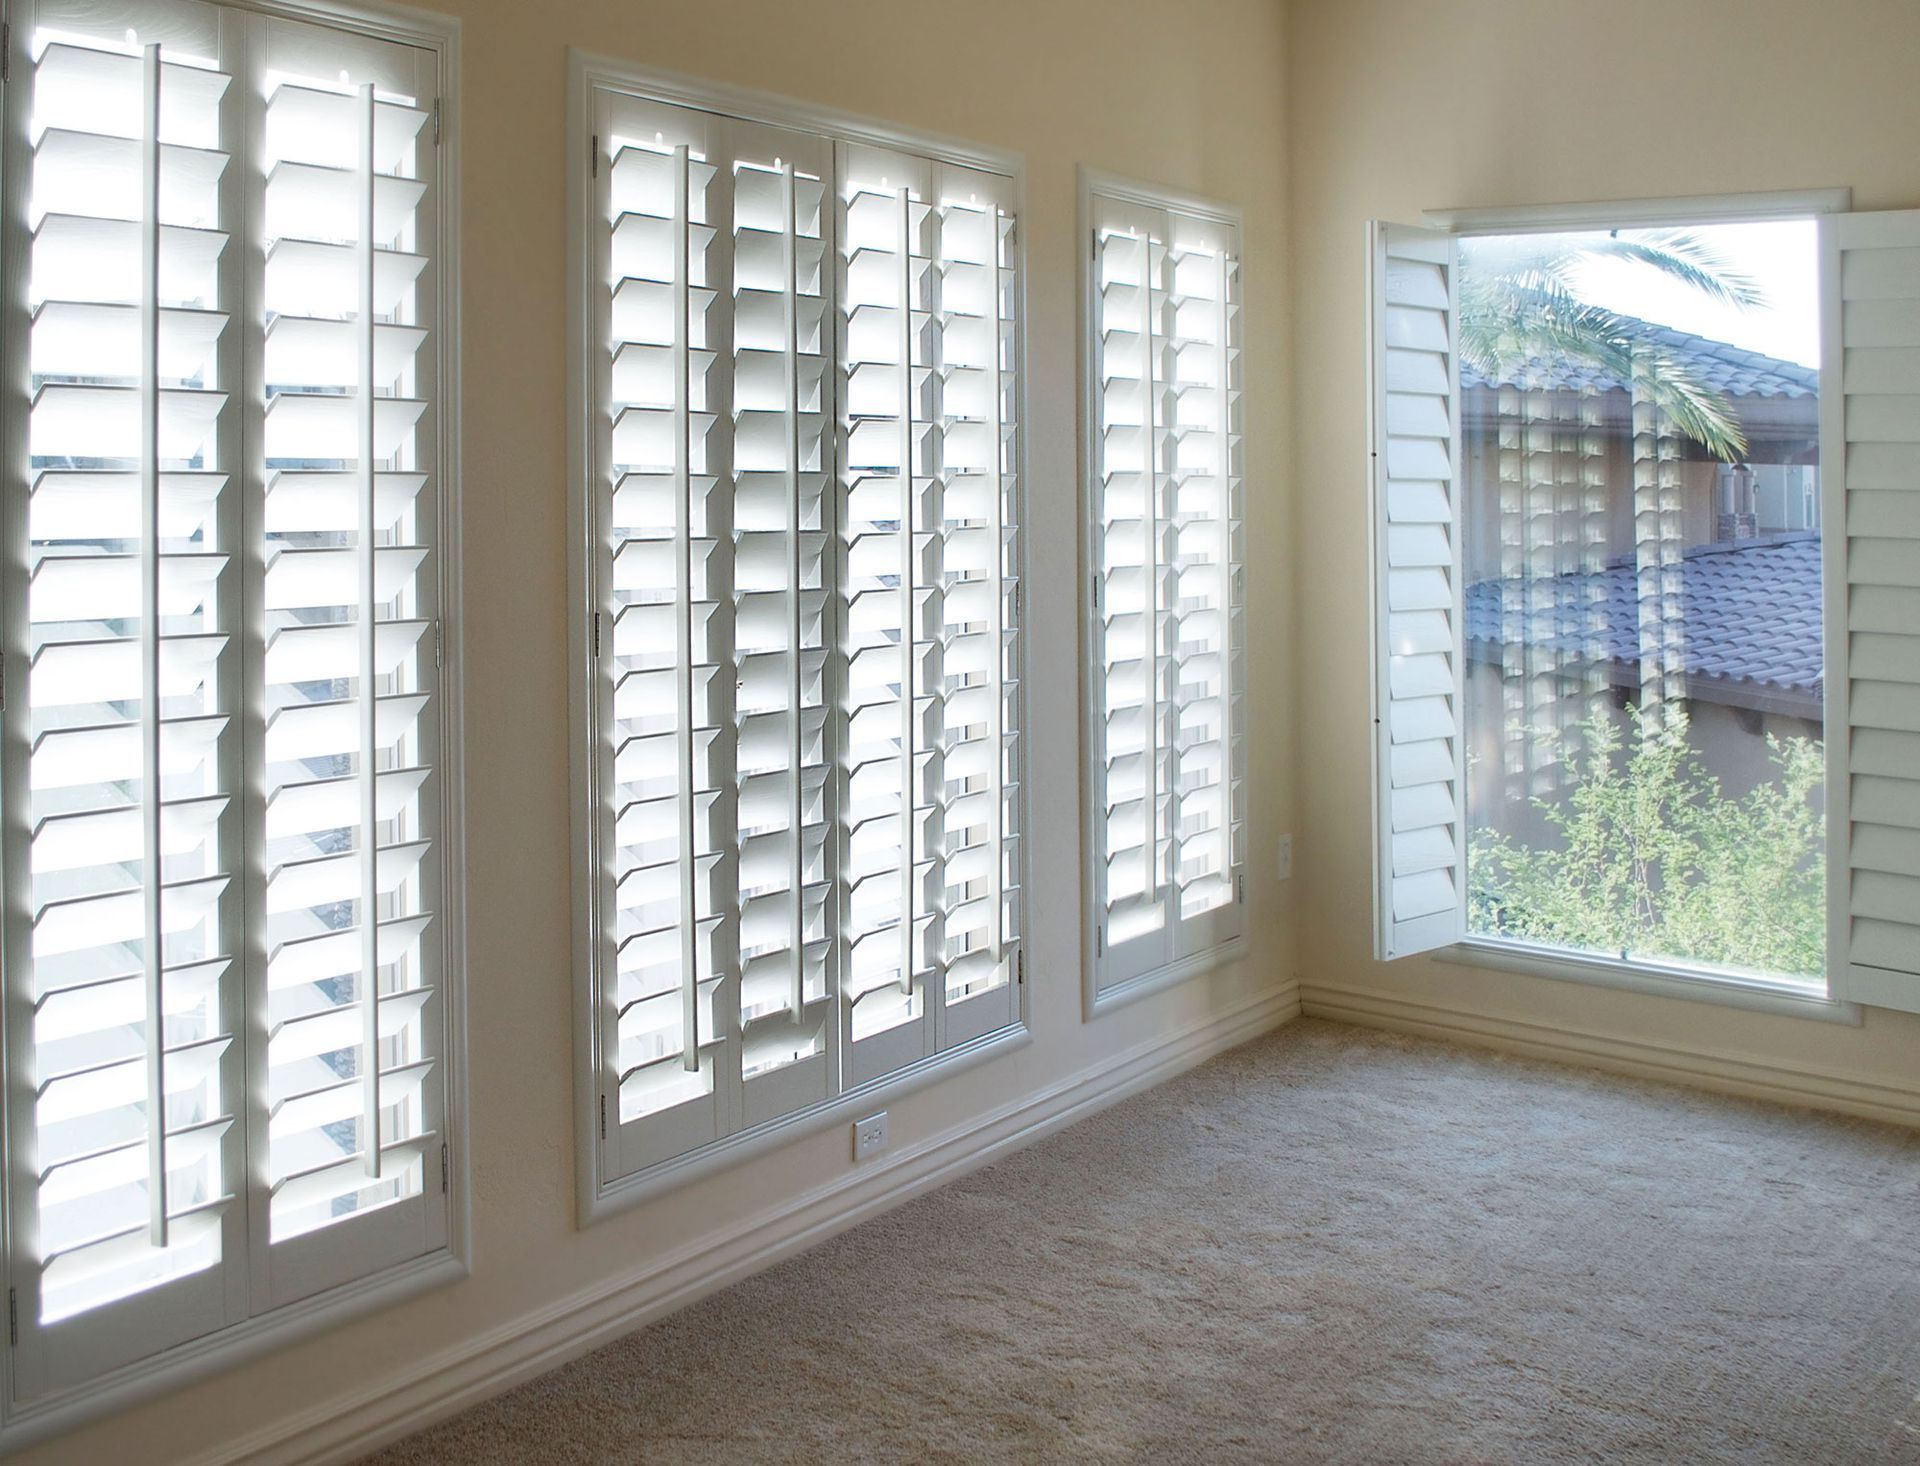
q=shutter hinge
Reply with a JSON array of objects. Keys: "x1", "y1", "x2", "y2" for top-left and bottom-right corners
[
  {"x1": 591, "y1": 133, "x2": 600, "y2": 179},
  {"x1": 1016, "y1": 948, "x2": 1024, "y2": 987},
  {"x1": 432, "y1": 98, "x2": 442, "y2": 147},
  {"x1": 1091, "y1": 572, "x2": 1099, "y2": 609},
  {"x1": 0, "y1": 650, "x2": 7, "y2": 711},
  {"x1": 7, "y1": 1288, "x2": 15, "y2": 1347},
  {"x1": 1096, "y1": 927, "x2": 1104, "y2": 957},
  {"x1": 599, "y1": 1093, "x2": 607, "y2": 1139},
  {"x1": 2, "y1": 25, "x2": 10, "y2": 85},
  {"x1": 1236, "y1": 872, "x2": 1246, "y2": 904},
  {"x1": 440, "y1": 1142, "x2": 449, "y2": 1193},
  {"x1": 592, "y1": 611, "x2": 602, "y2": 657},
  {"x1": 433, "y1": 618, "x2": 445, "y2": 668}
]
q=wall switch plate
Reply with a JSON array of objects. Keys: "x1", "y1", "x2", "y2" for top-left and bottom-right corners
[
  {"x1": 853, "y1": 1111, "x2": 889, "y2": 1160},
  {"x1": 1277, "y1": 833, "x2": 1293, "y2": 882}
]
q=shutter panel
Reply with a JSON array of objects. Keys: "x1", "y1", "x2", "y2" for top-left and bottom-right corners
[
  {"x1": 2, "y1": 0, "x2": 453, "y2": 1407},
  {"x1": 1822, "y1": 210, "x2": 1920, "y2": 1011},
  {"x1": 250, "y1": 13, "x2": 444, "y2": 1306},
  {"x1": 1087, "y1": 183, "x2": 1245, "y2": 1000},
  {"x1": 5, "y1": 11, "x2": 247, "y2": 1396},
  {"x1": 581, "y1": 77, "x2": 1022, "y2": 1187},
  {"x1": 1367, "y1": 222, "x2": 1466, "y2": 960},
  {"x1": 835, "y1": 144, "x2": 1021, "y2": 1084}
]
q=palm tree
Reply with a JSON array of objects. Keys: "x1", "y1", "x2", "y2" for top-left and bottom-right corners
[{"x1": 1457, "y1": 231, "x2": 1766, "y2": 461}]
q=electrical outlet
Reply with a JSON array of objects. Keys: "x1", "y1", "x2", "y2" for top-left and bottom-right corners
[
  {"x1": 852, "y1": 1111, "x2": 889, "y2": 1161},
  {"x1": 1277, "y1": 833, "x2": 1293, "y2": 882}
]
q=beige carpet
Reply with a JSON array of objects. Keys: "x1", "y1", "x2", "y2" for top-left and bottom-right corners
[{"x1": 368, "y1": 1019, "x2": 1920, "y2": 1464}]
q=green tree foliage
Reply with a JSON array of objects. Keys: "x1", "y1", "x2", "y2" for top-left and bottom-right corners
[{"x1": 1469, "y1": 707, "x2": 1825, "y2": 979}]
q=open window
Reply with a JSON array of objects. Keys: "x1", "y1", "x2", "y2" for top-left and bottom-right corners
[{"x1": 1367, "y1": 201, "x2": 1920, "y2": 1014}]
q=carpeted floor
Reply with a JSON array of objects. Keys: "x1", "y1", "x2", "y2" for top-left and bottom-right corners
[{"x1": 368, "y1": 1019, "x2": 1920, "y2": 1464}]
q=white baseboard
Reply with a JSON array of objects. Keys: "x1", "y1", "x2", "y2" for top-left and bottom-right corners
[
  {"x1": 200, "y1": 982, "x2": 1301, "y2": 1466},
  {"x1": 1301, "y1": 981, "x2": 1920, "y2": 1128}
]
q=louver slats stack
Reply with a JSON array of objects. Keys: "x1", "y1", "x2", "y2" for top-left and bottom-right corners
[
  {"x1": 1089, "y1": 188, "x2": 1245, "y2": 998},
  {"x1": 1825, "y1": 210, "x2": 1920, "y2": 1011},
  {"x1": 585, "y1": 85, "x2": 1021, "y2": 1182},
  {"x1": 1368, "y1": 224, "x2": 1466, "y2": 960},
  {"x1": 258, "y1": 71, "x2": 439, "y2": 1249},
  {"x1": 18, "y1": 33, "x2": 243, "y2": 1352}
]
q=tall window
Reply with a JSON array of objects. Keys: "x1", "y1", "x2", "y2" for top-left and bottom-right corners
[
  {"x1": 1082, "y1": 175, "x2": 1245, "y2": 1010},
  {"x1": 573, "y1": 64, "x2": 1024, "y2": 1197},
  {"x1": 1367, "y1": 203, "x2": 1920, "y2": 1015},
  {"x1": 1458, "y1": 223, "x2": 1824, "y2": 985},
  {"x1": 1, "y1": 0, "x2": 458, "y2": 1423}
]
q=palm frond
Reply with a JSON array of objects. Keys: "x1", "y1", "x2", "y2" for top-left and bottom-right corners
[{"x1": 1457, "y1": 231, "x2": 1759, "y2": 461}]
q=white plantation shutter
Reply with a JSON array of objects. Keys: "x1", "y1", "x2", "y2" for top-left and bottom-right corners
[
  {"x1": 1085, "y1": 180, "x2": 1245, "y2": 1002},
  {"x1": 1821, "y1": 210, "x2": 1920, "y2": 1012},
  {"x1": 1, "y1": 0, "x2": 454, "y2": 1411},
  {"x1": 1366, "y1": 222, "x2": 1467, "y2": 961},
  {"x1": 836, "y1": 142, "x2": 1021, "y2": 1078},
  {"x1": 579, "y1": 75, "x2": 1022, "y2": 1187}
]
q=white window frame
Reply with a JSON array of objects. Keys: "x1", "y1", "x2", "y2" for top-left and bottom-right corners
[
  {"x1": 1078, "y1": 168, "x2": 1247, "y2": 1018},
  {"x1": 1372, "y1": 187, "x2": 1866, "y2": 1023},
  {"x1": 565, "y1": 51, "x2": 1032, "y2": 1224},
  {"x1": 0, "y1": 0, "x2": 468, "y2": 1449}
]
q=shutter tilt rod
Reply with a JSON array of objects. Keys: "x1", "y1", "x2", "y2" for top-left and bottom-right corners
[
  {"x1": 357, "y1": 83, "x2": 384, "y2": 1179},
  {"x1": 896, "y1": 184, "x2": 916, "y2": 998},
  {"x1": 784, "y1": 159, "x2": 806, "y2": 1023},
  {"x1": 674, "y1": 144, "x2": 700, "y2": 1073},
  {"x1": 139, "y1": 43, "x2": 169, "y2": 1247}
]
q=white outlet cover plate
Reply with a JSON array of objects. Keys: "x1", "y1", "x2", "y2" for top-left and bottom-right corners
[{"x1": 853, "y1": 1111, "x2": 889, "y2": 1160}]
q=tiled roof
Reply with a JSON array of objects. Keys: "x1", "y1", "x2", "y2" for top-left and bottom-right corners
[
  {"x1": 1461, "y1": 322, "x2": 1818, "y2": 399},
  {"x1": 1464, "y1": 534, "x2": 1823, "y2": 703}
]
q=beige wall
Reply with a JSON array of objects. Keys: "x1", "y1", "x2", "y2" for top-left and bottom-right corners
[
  {"x1": 14, "y1": 2, "x2": 1294, "y2": 1461},
  {"x1": 1288, "y1": 0, "x2": 1920, "y2": 1093}
]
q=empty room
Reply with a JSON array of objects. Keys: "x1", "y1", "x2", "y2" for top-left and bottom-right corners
[{"x1": 1, "y1": 0, "x2": 1916, "y2": 1461}]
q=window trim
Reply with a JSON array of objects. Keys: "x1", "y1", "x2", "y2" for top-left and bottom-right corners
[
  {"x1": 564, "y1": 49, "x2": 1033, "y2": 1226},
  {"x1": 0, "y1": 0, "x2": 468, "y2": 1447},
  {"x1": 1077, "y1": 167, "x2": 1247, "y2": 1020},
  {"x1": 1407, "y1": 187, "x2": 1854, "y2": 1015}
]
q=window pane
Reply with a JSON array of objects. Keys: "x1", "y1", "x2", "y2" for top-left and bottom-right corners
[{"x1": 1460, "y1": 222, "x2": 1826, "y2": 985}]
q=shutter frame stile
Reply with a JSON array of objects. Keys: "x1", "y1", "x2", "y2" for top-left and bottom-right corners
[
  {"x1": 571, "y1": 56, "x2": 1026, "y2": 1213},
  {"x1": 2, "y1": 0, "x2": 465, "y2": 1440},
  {"x1": 1822, "y1": 209, "x2": 1920, "y2": 1012},
  {"x1": 1367, "y1": 221, "x2": 1467, "y2": 962},
  {"x1": 1081, "y1": 171, "x2": 1247, "y2": 1016}
]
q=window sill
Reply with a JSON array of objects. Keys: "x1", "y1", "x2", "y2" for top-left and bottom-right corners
[
  {"x1": 2, "y1": 1248, "x2": 468, "y2": 1452},
  {"x1": 1086, "y1": 936, "x2": 1249, "y2": 1020},
  {"x1": 585, "y1": 1020, "x2": 1033, "y2": 1224},
  {"x1": 1436, "y1": 938, "x2": 1863, "y2": 1027}
]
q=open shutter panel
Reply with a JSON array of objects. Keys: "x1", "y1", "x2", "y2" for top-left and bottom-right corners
[
  {"x1": 1823, "y1": 210, "x2": 1920, "y2": 1012},
  {"x1": 1368, "y1": 223, "x2": 1467, "y2": 961},
  {"x1": 3, "y1": 0, "x2": 450, "y2": 1404},
  {"x1": 1089, "y1": 187, "x2": 1245, "y2": 998},
  {"x1": 585, "y1": 85, "x2": 1021, "y2": 1186}
]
